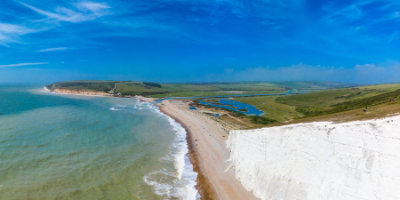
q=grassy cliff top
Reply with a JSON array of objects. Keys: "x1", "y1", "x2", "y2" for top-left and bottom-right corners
[{"x1": 233, "y1": 83, "x2": 400, "y2": 126}]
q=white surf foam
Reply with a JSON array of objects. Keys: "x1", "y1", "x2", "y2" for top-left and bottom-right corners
[
  {"x1": 109, "y1": 107, "x2": 119, "y2": 111},
  {"x1": 164, "y1": 114, "x2": 199, "y2": 200},
  {"x1": 130, "y1": 101, "x2": 199, "y2": 200},
  {"x1": 109, "y1": 105, "x2": 127, "y2": 111},
  {"x1": 133, "y1": 100, "x2": 154, "y2": 110},
  {"x1": 143, "y1": 169, "x2": 176, "y2": 197},
  {"x1": 109, "y1": 100, "x2": 153, "y2": 112},
  {"x1": 42, "y1": 86, "x2": 50, "y2": 92},
  {"x1": 28, "y1": 87, "x2": 53, "y2": 95}
]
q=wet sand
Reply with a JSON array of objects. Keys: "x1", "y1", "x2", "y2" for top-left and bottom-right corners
[{"x1": 158, "y1": 100, "x2": 257, "y2": 200}]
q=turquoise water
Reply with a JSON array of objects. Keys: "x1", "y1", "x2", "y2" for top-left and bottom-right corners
[
  {"x1": 160, "y1": 89, "x2": 295, "y2": 116},
  {"x1": 0, "y1": 85, "x2": 198, "y2": 200},
  {"x1": 198, "y1": 99, "x2": 264, "y2": 116}
]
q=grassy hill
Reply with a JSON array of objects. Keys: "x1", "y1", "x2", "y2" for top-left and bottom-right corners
[
  {"x1": 47, "y1": 80, "x2": 348, "y2": 98},
  {"x1": 47, "y1": 80, "x2": 400, "y2": 127},
  {"x1": 233, "y1": 84, "x2": 400, "y2": 125}
]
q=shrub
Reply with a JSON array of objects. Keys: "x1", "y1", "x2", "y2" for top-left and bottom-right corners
[
  {"x1": 249, "y1": 116, "x2": 277, "y2": 124},
  {"x1": 143, "y1": 82, "x2": 162, "y2": 88}
]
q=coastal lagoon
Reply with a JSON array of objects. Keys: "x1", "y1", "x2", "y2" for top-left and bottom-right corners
[
  {"x1": 0, "y1": 85, "x2": 197, "y2": 200},
  {"x1": 198, "y1": 99, "x2": 264, "y2": 116}
]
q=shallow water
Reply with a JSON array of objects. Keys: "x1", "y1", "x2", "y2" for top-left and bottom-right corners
[
  {"x1": 198, "y1": 99, "x2": 264, "y2": 116},
  {"x1": 159, "y1": 89, "x2": 294, "y2": 116},
  {"x1": 0, "y1": 85, "x2": 198, "y2": 200}
]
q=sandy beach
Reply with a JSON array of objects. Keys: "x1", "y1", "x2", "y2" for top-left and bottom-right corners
[{"x1": 158, "y1": 100, "x2": 257, "y2": 200}]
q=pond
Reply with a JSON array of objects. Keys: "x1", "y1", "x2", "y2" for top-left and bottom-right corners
[
  {"x1": 198, "y1": 99, "x2": 264, "y2": 116},
  {"x1": 155, "y1": 89, "x2": 295, "y2": 116}
]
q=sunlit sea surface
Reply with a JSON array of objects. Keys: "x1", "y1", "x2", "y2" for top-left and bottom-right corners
[{"x1": 0, "y1": 84, "x2": 198, "y2": 200}]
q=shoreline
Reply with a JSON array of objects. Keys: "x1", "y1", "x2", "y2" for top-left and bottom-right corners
[
  {"x1": 158, "y1": 100, "x2": 257, "y2": 200},
  {"x1": 48, "y1": 87, "x2": 256, "y2": 199},
  {"x1": 48, "y1": 88, "x2": 214, "y2": 198},
  {"x1": 158, "y1": 105, "x2": 216, "y2": 199},
  {"x1": 38, "y1": 85, "x2": 400, "y2": 199}
]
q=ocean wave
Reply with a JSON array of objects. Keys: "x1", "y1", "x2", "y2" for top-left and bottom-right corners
[
  {"x1": 132, "y1": 100, "x2": 154, "y2": 110},
  {"x1": 143, "y1": 169, "x2": 176, "y2": 197},
  {"x1": 143, "y1": 104, "x2": 199, "y2": 200},
  {"x1": 27, "y1": 87, "x2": 53, "y2": 95},
  {"x1": 109, "y1": 107, "x2": 121, "y2": 111},
  {"x1": 108, "y1": 99, "x2": 198, "y2": 199},
  {"x1": 109, "y1": 100, "x2": 155, "y2": 111},
  {"x1": 109, "y1": 100, "x2": 152, "y2": 112}
]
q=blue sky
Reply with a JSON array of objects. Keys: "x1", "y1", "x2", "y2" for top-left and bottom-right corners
[{"x1": 1, "y1": 0, "x2": 400, "y2": 83}]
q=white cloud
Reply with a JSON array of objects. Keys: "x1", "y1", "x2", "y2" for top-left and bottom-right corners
[
  {"x1": 0, "y1": 62, "x2": 48, "y2": 68},
  {"x1": 0, "y1": 23, "x2": 29, "y2": 33},
  {"x1": 37, "y1": 47, "x2": 73, "y2": 52},
  {"x1": 21, "y1": 1, "x2": 110, "y2": 23},
  {"x1": 0, "y1": 23, "x2": 32, "y2": 45},
  {"x1": 77, "y1": 2, "x2": 111, "y2": 15},
  {"x1": 0, "y1": 1, "x2": 110, "y2": 44}
]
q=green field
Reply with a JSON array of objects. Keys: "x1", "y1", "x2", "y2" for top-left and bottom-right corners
[
  {"x1": 48, "y1": 80, "x2": 400, "y2": 126},
  {"x1": 232, "y1": 96, "x2": 301, "y2": 123},
  {"x1": 233, "y1": 84, "x2": 400, "y2": 124},
  {"x1": 47, "y1": 80, "x2": 348, "y2": 98}
]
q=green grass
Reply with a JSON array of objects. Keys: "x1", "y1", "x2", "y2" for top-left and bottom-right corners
[
  {"x1": 114, "y1": 82, "x2": 287, "y2": 97},
  {"x1": 248, "y1": 116, "x2": 277, "y2": 124},
  {"x1": 360, "y1": 83, "x2": 400, "y2": 91},
  {"x1": 49, "y1": 80, "x2": 400, "y2": 126},
  {"x1": 50, "y1": 80, "x2": 347, "y2": 98},
  {"x1": 47, "y1": 80, "x2": 117, "y2": 92},
  {"x1": 232, "y1": 96, "x2": 301, "y2": 123},
  {"x1": 276, "y1": 85, "x2": 400, "y2": 116},
  {"x1": 328, "y1": 89, "x2": 400, "y2": 113},
  {"x1": 232, "y1": 84, "x2": 400, "y2": 123},
  {"x1": 114, "y1": 82, "x2": 166, "y2": 96}
]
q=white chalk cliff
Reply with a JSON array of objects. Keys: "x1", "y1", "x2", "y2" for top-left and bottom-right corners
[{"x1": 227, "y1": 115, "x2": 400, "y2": 200}]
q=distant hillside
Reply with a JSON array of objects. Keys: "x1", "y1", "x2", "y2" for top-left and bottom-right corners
[
  {"x1": 47, "y1": 80, "x2": 400, "y2": 127},
  {"x1": 276, "y1": 85, "x2": 400, "y2": 117},
  {"x1": 230, "y1": 83, "x2": 400, "y2": 126},
  {"x1": 47, "y1": 80, "x2": 349, "y2": 98}
]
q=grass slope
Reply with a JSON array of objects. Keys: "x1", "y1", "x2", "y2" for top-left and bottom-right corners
[
  {"x1": 48, "y1": 80, "x2": 400, "y2": 126},
  {"x1": 233, "y1": 84, "x2": 400, "y2": 125},
  {"x1": 49, "y1": 81, "x2": 347, "y2": 98}
]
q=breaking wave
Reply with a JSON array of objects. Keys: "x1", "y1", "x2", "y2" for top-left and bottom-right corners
[{"x1": 114, "y1": 99, "x2": 199, "y2": 199}]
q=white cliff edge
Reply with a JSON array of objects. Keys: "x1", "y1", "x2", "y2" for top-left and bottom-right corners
[{"x1": 227, "y1": 115, "x2": 400, "y2": 200}]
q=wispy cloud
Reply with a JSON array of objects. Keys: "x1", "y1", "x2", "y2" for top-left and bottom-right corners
[
  {"x1": 0, "y1": 1, "x2": 111, "y2": 45},
  {"x1": 0, "y1": 62, "x2": 48, "y2": 68},
  {"x1": 21, "y1": 1, "x2": 110, "y2": 23},
  {"x1": 77, "y1": 2, "x2": 111, "y2": 16},
  {"x1": 0, "y1": 23, "x2": 32, "y2": 45},
  {"x1": 1, "y1": 0, "x2": 400, "y2": 84},
  {"x1": 0, "y1": 23, "x2": 29, "y2": 33},
  {"x1": 37, "y1": 47, "x2": 73, "y2": 52}
]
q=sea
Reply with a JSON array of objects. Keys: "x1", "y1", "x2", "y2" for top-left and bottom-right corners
[{"x1": 0, "y1": 84, "x2": 198, "y2": 200}]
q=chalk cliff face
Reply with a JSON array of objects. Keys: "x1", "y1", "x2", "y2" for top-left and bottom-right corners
[
  {"x1": 227, "y1": 115, "x2": 400, "y2": 200},
  {"x1": 51, "y1": 88, "x2": 111, "y2": 97}
]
